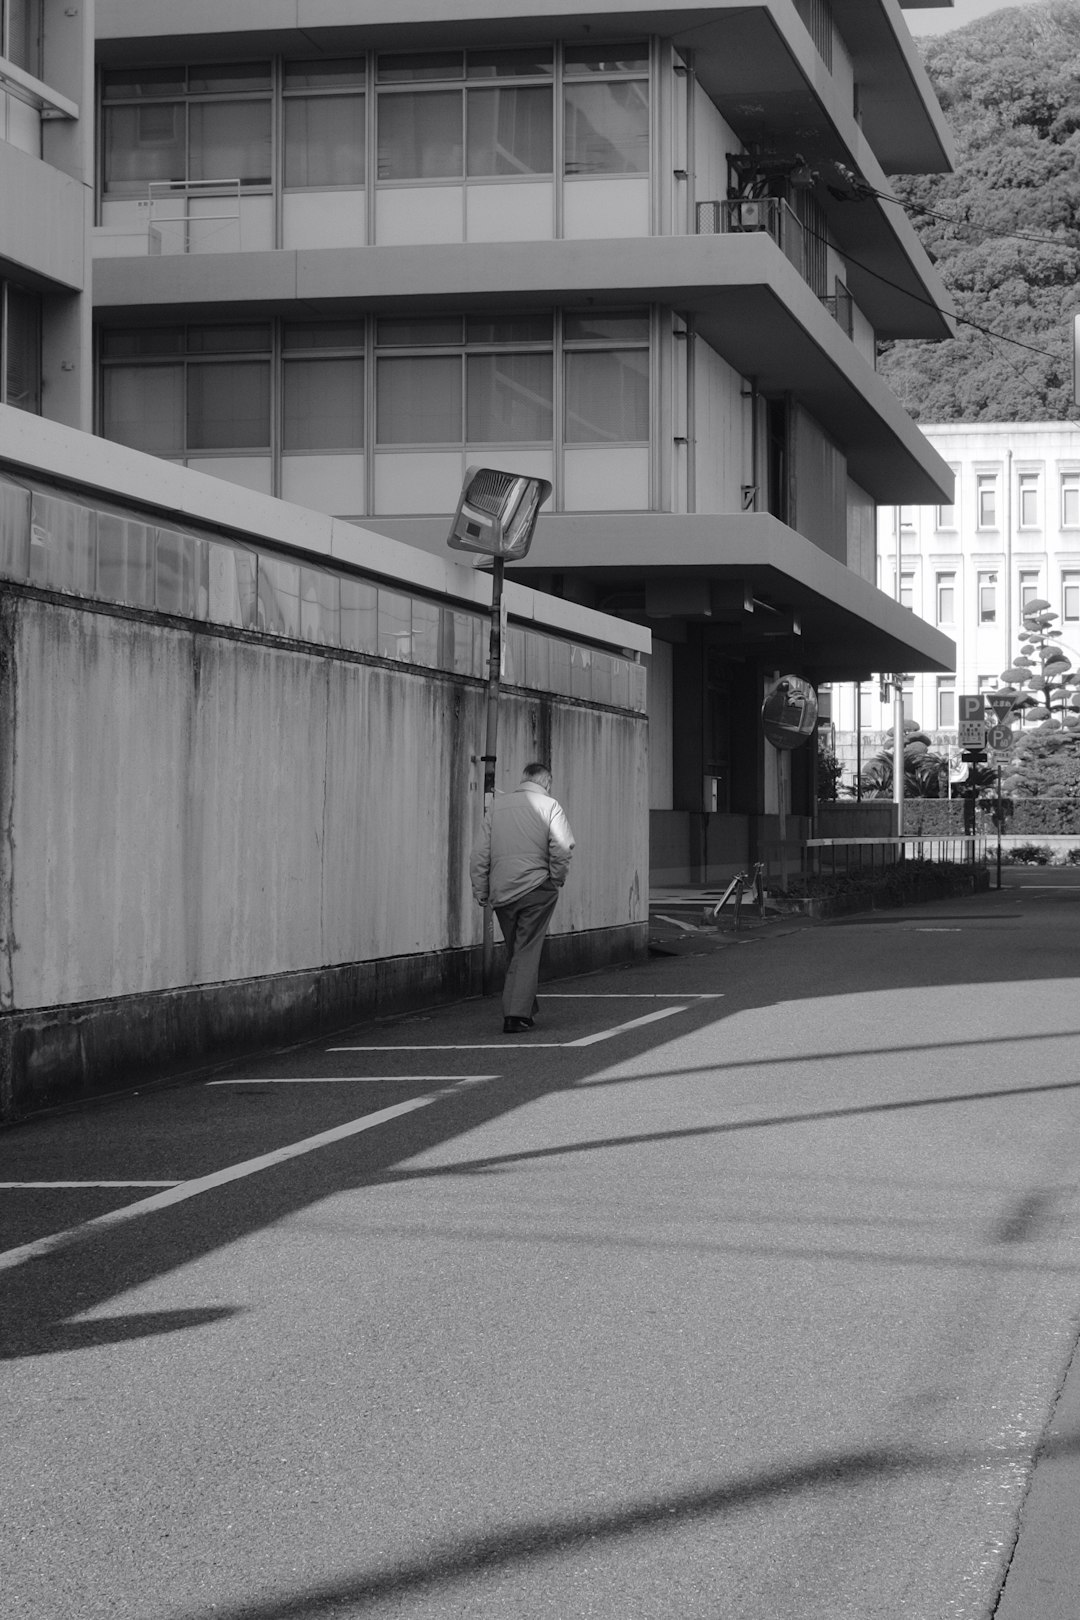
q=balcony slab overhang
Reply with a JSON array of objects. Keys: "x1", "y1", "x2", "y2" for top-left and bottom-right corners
[
  {"x1": 94, "y1": 232, "x2": 953, "y2": 505},
  {"x1": 97, "y1": 0, "x2": 954, "y2": 180},
  {"x1": 368, "y1": 509, "x2": 955, "y2": 680}
]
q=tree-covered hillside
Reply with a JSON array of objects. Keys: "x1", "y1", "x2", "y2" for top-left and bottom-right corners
[{"x1": 878, "y1": 0, "x2": 1080, "y2": 421}]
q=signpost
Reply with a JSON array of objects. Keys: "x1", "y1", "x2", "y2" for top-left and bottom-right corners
[
  {"x1": 447, "y1": 466, "x2": 552, "y2": 992},
  {"x1": 986, "y1": 719, "x2": 1014, "y2": 891},
  {"x1": 957, "y1": 692, "x2": 986, "y2": 749}
]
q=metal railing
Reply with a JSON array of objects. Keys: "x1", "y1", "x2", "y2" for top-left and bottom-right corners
[
  {"x1": 147, "y1": 178, "x2": 242, "y2": 253},
  {"x1": 802, "y1": 836, "x2": 989, "y2": 880},
  {"x1": 696, "y1": 201, "x2": 856, "y2": 342}
]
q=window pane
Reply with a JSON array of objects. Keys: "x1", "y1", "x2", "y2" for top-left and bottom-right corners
[
  {"x1": 285, "y1": 94, "x2": 365, "y2": 187},
  {"x1": 466, "y1": 86, "x2": 552, "y2": 175},
  {"x1": 189, "y1": 100, "x2": 272, "y2": 184},
  {"x1": 103, "y1": 67, "x2": 186, "y2": 99},
  {"x1": 187, "y1": 361, "x2": 270, "y2": 450},
  {"x1": 29, "y1": 491, "x2": 96, "y2": 594},
  {"x1": 565, "y1": 309, "x2": 649, "y2": 343},
  {"x1": 188, "y1": 63, "x2": 271, "y2": 93},
  {"x1": 284, "y1": 322, "x2": 366, "y2": 350},
  {"x1": 564, "y1": 42, "x2": 649, "y2": 74},
  {"x1": 285, "y1": 58, "x2": 366, "y2": 88},
  {"x1": 341, "y1": 577, "x2": 378, "y2": 651},
  {"x1": 377, "y1": 589, "x2": 413, "y2": 658},
  {"x1": 284, "y1": 358, "x2": 364, "y2": 451},
  {"x1": 377, "y1": 90, "x2": 463, "y2": 179},
  {"x1": 7, "y1": 0, "x2": 41, "y2": 74},
  {"x1": 449, "y1": 610, "x2": 484, "y2": 676},
  {"x1": 412, "y1": 598, "x2": 440, "y2": 666},
  {"x1": 466, "y1": 352, "x2": 552, "y2": 442},
  {"x1": 190, "y1": 361, "x2": 271, "y2": 449},
  {"x1": 1019, "y1": 480, "x2": 1038, "y2": 527},
  {"x1": 565, "y1": 349, "x2": 648, "y2": 442},
  {"x1": 378, "y1": 52, "x2": 463, "y2": 82},
  {"x1": 103, "y1": 103, "x2": 185, "y2": 195},
  {"x1": 155, "y1": 528, "x2": 207, "y2": 617},
  {"x1": 467, "y1": 48, "x2": 553, "y2": 78},
  {"x1": 0, "y1": 479, "x2": 31, "y2": 582},
  {"x1": 564, "y1": 81, "x2": 649, "y2": 174},
  {"x1": 186, "y1": 325, "x2": 270, "y2": 354},
  {"x1": 1064, "y1": 576, "x2": 1080, "y2": 621},
  {"x1": 376, "y1": 355, "x2": 462, "y2": 443},
  {"x1": 5, "y1": 285, "x2": 41, "y2": 413},
  {"x1": 299, "y1": 567, "x2": 340, "y2": 645},
  {"x1": 258, "y1": 555, "x2": 301, "y2": 637},
  {"x1": 101, "y1": 327, "x2": 185, "y2": 359},
  {"x1": 207, "y1": 542, "x2": 257, "y2": 627},
  {"x1": 103, "y1": 365, "x2": 184, "y2": 455},
  {"x1": 1063, "y1": 481, "x2": 1080, "y2": 527},
  {"x1": 466, "y1": 313, "x2": 551, "y2": 344},
  {"x1": 97, "y1": 515, "x2": 155, "y2": 608},
  {"x1": 376, "y1": 316, "x2": 463, "y2": 347}
]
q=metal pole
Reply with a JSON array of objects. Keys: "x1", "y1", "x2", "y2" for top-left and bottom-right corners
[
  {"x1": 996, "y1": 764, "x2": 1003, "y2": 890},
  {"x1": 480, "y1": 556, "x2": 505, "y2": 994}
]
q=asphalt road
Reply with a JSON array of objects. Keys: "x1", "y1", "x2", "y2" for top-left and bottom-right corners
[{"x1": 3, "y1": 869, "x2": 1080, "y2": 1620}]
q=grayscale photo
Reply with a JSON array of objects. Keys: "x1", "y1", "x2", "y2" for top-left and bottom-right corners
[{"x1": 2, "y1": 0, "x2": 1079, "y2": 1615}]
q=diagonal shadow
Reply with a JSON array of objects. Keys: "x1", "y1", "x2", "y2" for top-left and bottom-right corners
[
  {"x1": 4, "y1": 891, "x2": 1080, "y2": 1359},
  {"x1": 576, "y1": 1027, "x2": 1080, "y2": 1088},
  {"x1": 166, "y1": 1432, "x2": 1080, "y2": 1620},
  {"x1": 361, "y1": 1073, "x2": 1080, "y2": 1185}
]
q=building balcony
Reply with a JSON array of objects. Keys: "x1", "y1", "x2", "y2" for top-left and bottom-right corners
[{"x1": 94, "y1": 229, "x2": 951, "y2": 505}]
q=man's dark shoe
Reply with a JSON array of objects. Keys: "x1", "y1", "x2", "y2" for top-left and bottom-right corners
[{"x1": 503, "y1": 1016, "x2": 534, "y2": 1034}]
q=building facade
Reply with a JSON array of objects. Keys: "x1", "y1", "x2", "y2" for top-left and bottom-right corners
[
  {"x1": 0, "y1": 0, "x2": 93, "y2": 429},
  {"x1": 827, "y1": 423, "x2": 1080, "y2": 782},
  {"x1": 90, "y1": 0, "x2": 959, "y2": 884}
]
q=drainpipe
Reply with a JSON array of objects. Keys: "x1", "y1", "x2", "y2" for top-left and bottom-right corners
[{"x1": 893, "y1": 508, "x2": 904, "y2": 844}]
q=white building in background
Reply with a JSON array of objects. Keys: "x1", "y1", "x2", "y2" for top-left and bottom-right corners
[{"x1": 827, "y1": 422, "x2": 1080, "y2": 783}]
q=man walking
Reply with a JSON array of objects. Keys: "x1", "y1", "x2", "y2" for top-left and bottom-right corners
[{"x1": 470, "y1": 762, "x2": 575, "y2": 1034}]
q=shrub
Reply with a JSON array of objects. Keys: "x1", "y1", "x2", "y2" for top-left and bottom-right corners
[
  {"x1": 1066, "y1": 847, "x2": 1080, "y2": 866},
  {"x1": 1008, "y1": 842, "x2": 1053, "y2": 865}
]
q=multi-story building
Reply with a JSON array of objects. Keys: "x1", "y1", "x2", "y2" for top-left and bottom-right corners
[
  {"x1": 0, "y1": 0, "x2": 93, "y2": 429},
  {"x1": 829, "y1": 423, "x2": 1080, "y2": 781},
  {"x1": 90, "y1": 0, "x2": 958, "y2": 881}
]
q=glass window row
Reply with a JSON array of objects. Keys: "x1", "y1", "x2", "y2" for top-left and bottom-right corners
[
  {"x1": 98, "y1": 312, "x2": 651, "y2": 459},
  {"x1": 929, "y1": 566, "x2": 1080, "y2": 627},
  {"x1": 0, "y1": 476, "x2": 645, "y2": 709},
  {"x1": 101, "y1": 45, "x2": 650, "y2": 196},
  {"x1": 934, "y1": 472, "x2": 1080, "y2": 532}
]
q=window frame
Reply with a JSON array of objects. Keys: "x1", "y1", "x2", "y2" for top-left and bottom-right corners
[
  {"x1": 976, "y1": 472, "x2": 998, "y2": 530},
  {"x1": 935, "y1": 570, "x2": 956, "y2": 626},
  {"x1": 1017, "y1": 471, "x2": 1040, "y2": 530},
  {"x1": 977, "y1": 568, "x2": 998, "y2": 626},
  {"x1": 101, "y1": 62, "x2": 274, "y2": 198}
]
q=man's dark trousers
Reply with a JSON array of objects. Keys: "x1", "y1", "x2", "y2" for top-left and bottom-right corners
[{"x1": 495, "y1": 879, "x2": 560, "y2": 1020}]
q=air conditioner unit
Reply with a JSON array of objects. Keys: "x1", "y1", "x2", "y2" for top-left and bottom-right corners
[{"x1": 733, "y1": 199, "x2": 765, "y2": 231}]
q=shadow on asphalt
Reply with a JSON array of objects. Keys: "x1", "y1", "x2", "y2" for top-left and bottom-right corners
[
  {"x1": 2, "y1": 881, "x2": 1080, "y2": 1363},
  {"x1": 145, "y1": 1433, "x2": 1080, "y2": 1620}
]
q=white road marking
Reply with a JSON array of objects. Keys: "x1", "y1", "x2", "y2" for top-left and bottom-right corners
[
  {"x1": 328, "y1": 1043, "x2": 568, "y2": 1051},
  {"x1": 0, "y1": 1181, "x2": 180, "y2": 1189},
  {"x1": 563, "y1": 1006, "x2": 688, "y2": 1046},
  {"x1": 540, "y1": 993, "x2": 723, "y2": 999},
  {"x1": 0, "y1": 1091, "x2": 450, "y2": 1274},
  {"x1": 333, "y1": 1005, "x2": 694, "y2": 1053},
  {"x1": 207, "y1": 1075, "x2": 499, "y2": 1085}
]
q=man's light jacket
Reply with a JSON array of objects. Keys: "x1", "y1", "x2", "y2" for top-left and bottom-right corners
[{"x1": 470, "y1": 781, "x2": 575, "y2": 907}]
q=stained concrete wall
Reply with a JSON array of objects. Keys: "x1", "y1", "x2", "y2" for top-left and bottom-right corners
[{"x1": 0, "y1": 591, "x2": 648, "y2": 1116}]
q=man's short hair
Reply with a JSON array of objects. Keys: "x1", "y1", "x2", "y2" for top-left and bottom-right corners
[{"x1": 522, "y1": 761, "x2": 552, "y2": 784}]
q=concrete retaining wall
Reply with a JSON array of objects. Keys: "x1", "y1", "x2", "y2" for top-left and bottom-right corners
[{"x1": 0, "y1": 590, "x2": 649, "y2": 1117}]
